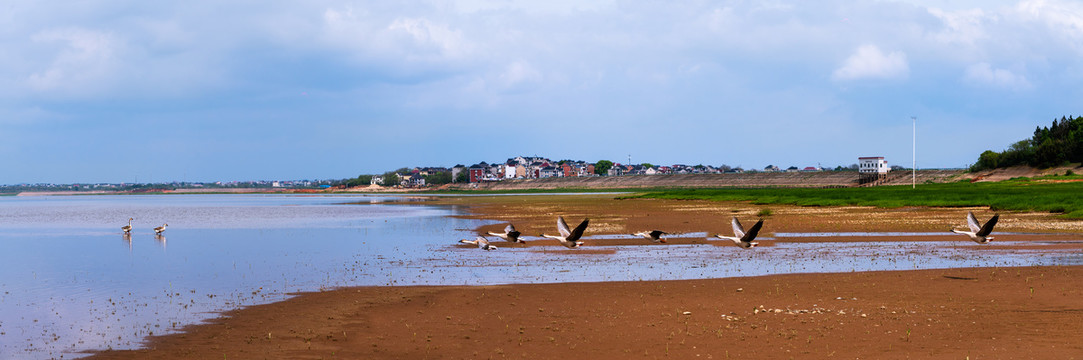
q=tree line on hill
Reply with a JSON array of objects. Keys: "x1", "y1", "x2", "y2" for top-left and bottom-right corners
[{"x1": 971, "y1": 115, "x2": 1083, "y2": 171}]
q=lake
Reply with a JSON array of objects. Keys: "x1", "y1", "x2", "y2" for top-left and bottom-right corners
[{"x1": 0, "y1": 194, "x2": 1078, "y2": 358}]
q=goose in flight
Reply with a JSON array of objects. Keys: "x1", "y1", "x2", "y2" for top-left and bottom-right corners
[
  {"x1": 951, "y1": 211, "x2": 999, "y2": 244},
  {"x1": 154, "y1": 223, "x2": 168, "y2": 235},
  {"x1": 541, "y1": 216, "x2": 590, "y2": 248},
  {"x1": 715, "y1": 217, "x2": 764, "y2": 248},
  {"x1": 632, "y1": 230, "x2": 668, "y2": 243},
  {"x1": 460, "y1": 236, "x2": 497, "y2": 250},
  {"x1": 488, "y1": 224, "x2": 523, "y2": 243},
  {"x1": 121, "y1": 218, "x2": 133, "y2": 234}
]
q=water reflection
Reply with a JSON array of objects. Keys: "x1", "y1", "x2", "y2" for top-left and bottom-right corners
[{"x1": 154, "y1": 234, "x2": 166, "y2": 249}]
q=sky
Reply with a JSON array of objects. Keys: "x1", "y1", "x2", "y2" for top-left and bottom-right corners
[{"x1": 2, "y1": 0, "x2": 1082, "y2": 184}]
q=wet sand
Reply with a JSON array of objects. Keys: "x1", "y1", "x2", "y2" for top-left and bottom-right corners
[
  {"x1": 91, "y1": 195, "x2": 1083, "y2": 359},
  {"x1": 91, "y1": 266, "x2": 1083, "y2": 359}
]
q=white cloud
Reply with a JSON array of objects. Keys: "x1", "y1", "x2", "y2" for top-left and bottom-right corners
[
  {"x1": 831, "y1": 45, "x2": 909, "y2": 81},
  {"x1": 498, "y1": 60, "x2": 543, "y2": 89},
  {"x1": 26, "y1": 28, "x2": 119, "y2": 93},
  {"x1": 319, "y1": 7, "x2": 475, "y2": 69},
  {"x1": 1014, "y1": 0, "x2": 1083, "y2": 52},
  {"x1": 449, "y1": 0, "x2": 616, "y2": 15},
  {"x1": 1016, "y1": 0, "x2": 1083, "y2": 34},
  {"x1": 964, "y1": 62, "x2": 1032, "y2": 90},
  {"x1": 388, "y1": 17, "x2": 470, "y2": 59},
  {"x1": 926, "y1": 7, "x2": 990, "y2": 46}
]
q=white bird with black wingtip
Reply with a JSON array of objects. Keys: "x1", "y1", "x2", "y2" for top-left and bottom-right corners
[
  {"x1": 951, "y1": 211, "x2": 999, "y2": 244},
  {"x1": 488, "y1": 224, "x2": 524, "y2": 243},
  {"x1": 632, "y1": 230, "x2": 668, "y2": 243},
  {"x1": 460, "y1": 236, "x2": 497, "y2": 250},
  {"x1": 540, "y1": 216, "x2": 590, "y2": 249},
  {"x1": 715, "y1": 217, "x2": 764, "y2": 248}
]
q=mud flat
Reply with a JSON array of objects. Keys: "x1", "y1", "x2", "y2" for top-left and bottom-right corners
[
  {"x1": 91, "y1": 194, "x2": 1083, "y2": 359},
  {"x1": 91, "y1": 266, "x2": 1083, "y2": 359}
]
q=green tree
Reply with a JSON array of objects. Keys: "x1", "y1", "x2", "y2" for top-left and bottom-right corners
[
  {"x1": 971, "y1": 150, "x2": 1000, "y2": 171},
  {"x1": 345, "y1": 174, "x2": 374, "y2": 187},
  {"x1": 640, "y1": 163, "x2": 654, "y2": 169},
  {"x1": 970, "y1": 115, "x2": 1083, "y2": 170},
  {"x1": 594, "y1": 160, "x2": 614, "y2": 175},
  {"x1": 425, "y1": 172, "x2": 452, "y2": 185},
  {"x1": 381, "y1": 172, "x2": 400, "y2": 186},
  {"x1": 455, "y1": 171, "x2": 469, "y2": 183}
]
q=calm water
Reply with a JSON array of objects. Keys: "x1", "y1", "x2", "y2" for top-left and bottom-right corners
[{"x1": 0, "y1": 194, "x2": 1079, "y2": 359}]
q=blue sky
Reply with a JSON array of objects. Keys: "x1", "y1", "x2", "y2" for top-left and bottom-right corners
[{"x1": 3, "y1": 0, "x2": 1082, "y2": 184}]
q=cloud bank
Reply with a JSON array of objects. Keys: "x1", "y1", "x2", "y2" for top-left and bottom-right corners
[{"x1": 0, "y1": 0, "x2": 1081, "y2": 183}]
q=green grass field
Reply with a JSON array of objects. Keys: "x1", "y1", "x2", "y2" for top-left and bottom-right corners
[{"x1": 627, "y1": 177, "x2": 1083, "y2": 218}]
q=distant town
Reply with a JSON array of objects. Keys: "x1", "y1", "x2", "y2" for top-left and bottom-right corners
[
  {"x1": 0, "y1": 155, "x2": 905, "y2": 192},
  {"x1": 349, "y1": 155, "x2": 901, "y2": 188}
]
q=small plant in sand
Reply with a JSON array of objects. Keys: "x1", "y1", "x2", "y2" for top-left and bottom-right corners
[{"x1": 757, "y1": 208, "x2": 774, "y2": 217}]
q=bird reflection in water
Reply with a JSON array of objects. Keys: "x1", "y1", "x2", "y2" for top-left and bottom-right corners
[{"x1": 155, "y1": 233, "x2": 167, "y2": 249}]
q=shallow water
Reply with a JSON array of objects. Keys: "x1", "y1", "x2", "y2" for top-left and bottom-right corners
[
  {"x1": 0, "y1": 194, "x2": 474, "y2": 358},
  {"x1": 0, "y1": 194, "x2": 1079, "y2": 358}
]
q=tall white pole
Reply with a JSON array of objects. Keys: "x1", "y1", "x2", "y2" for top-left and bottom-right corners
[{"x1": 912, "y1": 116, "x2": 916, "y2": 189}]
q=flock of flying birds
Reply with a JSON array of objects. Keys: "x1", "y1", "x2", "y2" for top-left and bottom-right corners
[
  {"x1": 459, "y1": 211, "x2": 1001, "y2": 251},
  {"x1": 120, "y1": 217, "x2": 169, "y2": 237}
]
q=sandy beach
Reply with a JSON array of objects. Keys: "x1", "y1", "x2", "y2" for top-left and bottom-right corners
[{"x1": 90, "y1": 195, "x2": 1083, "y2": 359}]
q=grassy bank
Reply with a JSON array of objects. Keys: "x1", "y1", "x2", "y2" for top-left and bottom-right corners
[{"x1": 628, "y1": 177, "x2": 1083, "y2": 218}]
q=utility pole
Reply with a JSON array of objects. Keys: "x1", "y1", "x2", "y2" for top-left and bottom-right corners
[{"x1": 912, "y1": 116, "x2": 916, "y2": 189}]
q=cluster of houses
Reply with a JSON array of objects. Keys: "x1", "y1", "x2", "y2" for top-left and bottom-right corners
[
  {"x1": 366, "y1": 155, "x2": 889, "y2": 187},
  {"x1": 462, "y1": 156, "x2": 594, "y2": 182},
  {"x1": 370, "y1": 167, "x2": 449, "y2": 187}
]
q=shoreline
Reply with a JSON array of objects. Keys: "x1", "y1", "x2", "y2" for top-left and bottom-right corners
[{"x1": 88, "y1": 194, "x2": 1083, "y2": 358}]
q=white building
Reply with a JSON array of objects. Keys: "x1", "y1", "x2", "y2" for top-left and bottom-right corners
[
  {"x1": 503, "y1": 164, "x2": 517, "y2": 179},
  {"x1": 858, "y1": 156, "x2": 889, "y2": 174}
]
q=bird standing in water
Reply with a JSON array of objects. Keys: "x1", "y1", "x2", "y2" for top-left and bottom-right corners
[{"x1": 121, "y1": 218, "x2": 133, "y2": 234}]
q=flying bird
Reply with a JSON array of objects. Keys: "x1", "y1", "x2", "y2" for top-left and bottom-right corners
[
  {"x1": 460, "y1": 236, "x2": 497, "y2": 250},
  {"x1": 951, "y1": 211, "x2": 999, "y2": 244},
  {"x1": 154, "y1": 223, "x2": 168, "y2": 235},
  {"x1": 715, "y1": 217, "x2": 764, "y2": 248},
  {"x1": 121, "y1": 218, "x2": 133, "y2": 234},
  {"x1": 541, "y1": 216, "x2": 590, "y2": 248},
  {"x1": 488, "y1": 224, "x2": 523, "y2": 243},
  {"x1": 632, "y1": 230, "x2": 668, "y2": 243}
]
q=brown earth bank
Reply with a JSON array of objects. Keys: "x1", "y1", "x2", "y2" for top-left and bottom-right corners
[
  {"x1": 91, "y1": 266, "x2": 1083, "y2": 359},
  {"x1": 961, "y1": 164, "x2": 1083, "y2": 183}
]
